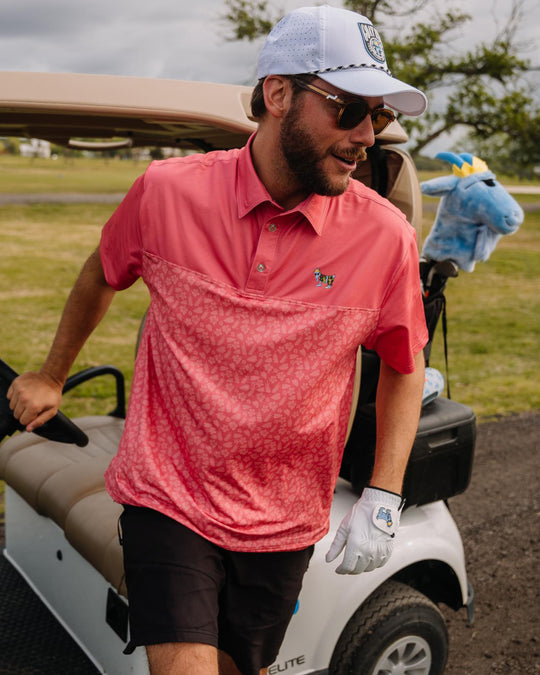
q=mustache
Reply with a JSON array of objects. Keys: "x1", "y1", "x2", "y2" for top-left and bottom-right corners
[{"x1": 332, "y1": 146, "x2": 368, "y2": 162}]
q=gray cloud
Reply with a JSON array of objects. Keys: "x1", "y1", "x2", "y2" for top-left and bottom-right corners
[
  {"x1": 0, "y1": 0, "x2": 270, "y2": 82},
  {"x1": 0, "y1": 0, "x2": 537, "y2": 87}
]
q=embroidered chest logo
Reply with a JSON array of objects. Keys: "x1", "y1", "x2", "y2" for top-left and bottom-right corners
[{"x1": 313, "y1": 267, "x2": 336, "y2": 289}]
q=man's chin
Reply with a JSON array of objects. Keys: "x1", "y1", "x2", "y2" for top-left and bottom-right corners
[{"x1": 315, "y1": 175, "x2": 350, "y2": 197}]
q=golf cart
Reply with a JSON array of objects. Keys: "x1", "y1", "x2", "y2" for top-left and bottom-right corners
[{"x1": 0, "y1": 72, "x2": 475, "y2": 674}]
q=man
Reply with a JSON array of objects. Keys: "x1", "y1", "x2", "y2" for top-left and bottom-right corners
[{"x1": 7, "y1": 5, "x2": 428, "y2": 675}]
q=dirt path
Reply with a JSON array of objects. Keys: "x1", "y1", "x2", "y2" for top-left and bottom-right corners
[
  {"x1": 441, "y1": 411, "x2": 540, "y2": 674},
  {"x1": 1, "y1": 411, "x2": 539, "y2": 673}
]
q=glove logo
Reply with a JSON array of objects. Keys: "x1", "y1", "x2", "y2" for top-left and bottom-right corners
[{"x1": 375, "y1": 506, "x2": 393, "y2": 528}]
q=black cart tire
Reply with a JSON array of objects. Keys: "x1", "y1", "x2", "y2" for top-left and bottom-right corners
[{"x1": 329, "y1": 580, "x2": 448, "y2": 675}]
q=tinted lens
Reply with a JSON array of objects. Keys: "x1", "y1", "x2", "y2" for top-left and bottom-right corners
[
  {"x1": 337, "y1": 100, "x2": 371, "y2": 130},
  {"x1": 371, "y1": 109, "x2": 395, "y2": 135},
  {"x1": 338, "y1": 104, "x2": 395, "y2": 134}
]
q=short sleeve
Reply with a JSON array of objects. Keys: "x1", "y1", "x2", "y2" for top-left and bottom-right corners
[
  {"x1": 365, "y1": 233, "x2": 428, "y2": 373},
  {"x1": 99, "y1": 174, "x2": 145, "y2": 290}
]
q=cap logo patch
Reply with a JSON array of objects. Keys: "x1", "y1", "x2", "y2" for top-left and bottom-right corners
[{"x1": 358, "y1": 23, "x2": 385, "y2": 64}]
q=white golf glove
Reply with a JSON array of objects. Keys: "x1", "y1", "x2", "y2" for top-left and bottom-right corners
[{"x1": 326, "y1": 487, "x2": 404, "y2": 574}]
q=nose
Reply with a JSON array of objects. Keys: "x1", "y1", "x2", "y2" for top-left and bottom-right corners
[{"x1": 348, "y1": 114, "x2": 376, "y2": 147}]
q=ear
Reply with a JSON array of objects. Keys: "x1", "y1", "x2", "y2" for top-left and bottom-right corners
[
  {"x1": 263, "y1": 75, "x2": 293, "y2": 120},
  {"x1": 420, "y1": 175, "x2": 459, "y2": 196}
]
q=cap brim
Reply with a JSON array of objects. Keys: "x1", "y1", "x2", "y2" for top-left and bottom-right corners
[{"x1": 318, "y1": 69, "x2": 427, "y2": 116}]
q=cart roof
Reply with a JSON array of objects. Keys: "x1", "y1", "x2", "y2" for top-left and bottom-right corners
[{"x1": 0, "y1": 71, "x2": 408, "y2": 151}]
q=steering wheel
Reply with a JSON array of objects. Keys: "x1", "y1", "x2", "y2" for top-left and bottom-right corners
[{"x1": 0, "y1": 359, "x2": 89, "y2": 447}]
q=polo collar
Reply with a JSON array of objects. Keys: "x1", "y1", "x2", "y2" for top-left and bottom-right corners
[{"x1": 236, "y1": 133, "x2": 330, "y2": 236}]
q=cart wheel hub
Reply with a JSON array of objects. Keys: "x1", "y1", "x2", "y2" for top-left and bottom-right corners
[{"x1": 372, "y1": 635, "x2": 432, "y2": 674}]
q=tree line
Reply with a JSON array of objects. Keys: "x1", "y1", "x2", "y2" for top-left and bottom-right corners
[{"x1": 224, "y1": 0, "x2": 540, "y2": 177}]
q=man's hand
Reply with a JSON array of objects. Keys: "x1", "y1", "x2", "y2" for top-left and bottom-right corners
[
  {"x1": 325, "y1": 487, "x2": 403, "y2": 574},
  {"x1": 7, "y1": 371, "x2": 63, "y2": 432},
  {"x1": 6, "y1": 248, "x2": 115, "y2": 435}
]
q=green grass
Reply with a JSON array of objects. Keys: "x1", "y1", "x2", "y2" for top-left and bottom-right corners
[
  {"x1": 2, "y1": 156, "x2": 536, "y2": 196},
  {"x1": 0, "y1": 155, "x2": 145, "y2": 194},
  {"x1": 0, "y1": 158, "x2": 538, "y2": 422},
  {"x1": 0, "y1": 158, "x2": 536, "y2": 530},
  {"x1": 417, "y1": 168, "x2": 540, "y2": 187},
  {"x1": 423, "y1": 208, "x2": 540, "y2": 419},
  {"x1": 0, "y1": 202, "x2": 150, "y2": 418}
]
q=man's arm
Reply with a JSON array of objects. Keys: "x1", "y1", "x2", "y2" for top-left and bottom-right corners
[
  {"x1": 326, "y1": 350, "x2": 425, "y2": 574},
  {"x1": 7, "y1": 247, "x2": 116, "y2": 431},
  {"x1": 370, "y1": 349, "x2": 425, "y2": 493}
]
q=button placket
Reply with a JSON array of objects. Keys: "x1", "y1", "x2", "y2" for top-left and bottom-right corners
[{"x1": 246, "y1": 220, "x2": 280, "y2": 293}]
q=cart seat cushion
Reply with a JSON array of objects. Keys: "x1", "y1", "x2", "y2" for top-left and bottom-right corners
[
  {"x1": 0, "y1": 416, "x2": 127, "y2": 594},
  {"x1": 65, "y1": 490, "x2": 125, "y2": 595}
]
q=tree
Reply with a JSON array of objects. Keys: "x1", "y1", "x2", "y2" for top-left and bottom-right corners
[
  {"x1": 223, "y1": 0, "x2": 279, "y2": 40},
  {"x1": 462, "y1": 92, "x2": 540, "y2": 179},
  {"x1": 223, "y1": 0, "x2": 539, "y2": 175}
]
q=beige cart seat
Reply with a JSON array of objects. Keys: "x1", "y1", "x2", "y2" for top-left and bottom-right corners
[{"x1": 0, "y1": 416, "x2": 127, "y2": 596}]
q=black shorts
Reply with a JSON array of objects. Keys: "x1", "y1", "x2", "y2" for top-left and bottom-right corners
[{"x1": 119, "y1": 505, "x2": 313, "y2": 675}]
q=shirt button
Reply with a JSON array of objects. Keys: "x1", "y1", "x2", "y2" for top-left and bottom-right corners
[
  {"x1": 257, "y1": 263, "x2": 266, "y2": 273},
  {"x1": 268, "y1": 223, "x2": 277, "y2": 232}
]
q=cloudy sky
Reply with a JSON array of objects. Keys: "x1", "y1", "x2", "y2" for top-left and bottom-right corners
[
  {"x1": 1, "y1": 0, "x2": 538, "y2": 153},
  {"x1": 1, "y1": 0, "x2": 538, "y2": 84}
]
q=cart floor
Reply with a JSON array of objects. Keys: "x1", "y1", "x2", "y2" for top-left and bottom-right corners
[{"x1": 0, "y1": 551, "x2": 99, "y2": 674}]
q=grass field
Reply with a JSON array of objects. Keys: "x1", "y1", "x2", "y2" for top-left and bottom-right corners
[
  {"x1": 0, "y1": 201, "x2": 149, "y2": 418},
  {"x1": 0, "y1": 155, "x2": 145, "y2": 194},
  {"x1": 1, "y1": 154, "x2": 536, "y2": 196},
  {"x1": 423, "y1": 208, "x2": 540, "y2": 417},
  {"x1": 0, "y1": 155, "x2": 539, "y2": 421}
]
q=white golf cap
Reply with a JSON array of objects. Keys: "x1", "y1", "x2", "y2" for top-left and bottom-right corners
[{"x1": 257, "y1": 5, "x2": 427, "y2": 116}]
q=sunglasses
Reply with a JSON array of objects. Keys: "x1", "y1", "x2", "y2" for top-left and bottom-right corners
[{"x1": 290, "y1": 77, "x2": 395, "y2": 134}]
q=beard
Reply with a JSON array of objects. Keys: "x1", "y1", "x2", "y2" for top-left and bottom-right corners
[{"x1": 279, "y1": 103, "x2": 367, "y2": 197}]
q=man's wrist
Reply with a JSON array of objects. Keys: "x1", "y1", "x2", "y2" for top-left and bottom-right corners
[
  {"x1": 38, "y1": 368, "x2": 66, "y2": 389},
  {"x1": 366, "y1": 485, "x2": 406, "y2": 511},
  {"x1": 367, "y1": 484, "x2": 402, "y2": 499}
]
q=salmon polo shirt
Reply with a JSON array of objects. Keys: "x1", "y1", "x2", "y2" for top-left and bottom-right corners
[{"x1": 101, "y1": 136, "x2": 428, "y2": 552}]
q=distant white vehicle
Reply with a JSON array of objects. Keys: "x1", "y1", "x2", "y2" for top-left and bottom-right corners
[
  {"x1": 0, "y1": 71, "x2": 475, "y2": 675},
  {"x1": 19, "y1": 138, "x2": 51, "y2": 158}
]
